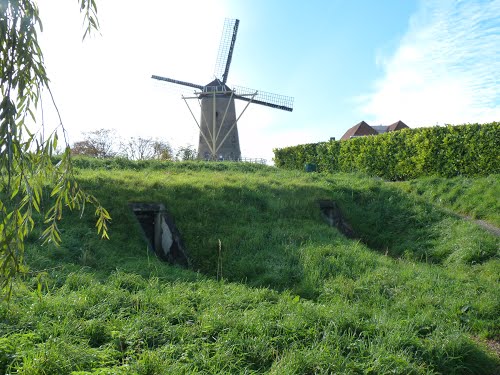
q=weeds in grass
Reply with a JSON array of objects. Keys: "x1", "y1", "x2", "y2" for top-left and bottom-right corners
[{"x1": 216, "y1": 239, "x2": 223, "y2": 282}]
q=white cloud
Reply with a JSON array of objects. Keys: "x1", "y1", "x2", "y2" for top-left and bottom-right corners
[{"x1": 361, "y1": 0, "x2": 500, "y2": 127}]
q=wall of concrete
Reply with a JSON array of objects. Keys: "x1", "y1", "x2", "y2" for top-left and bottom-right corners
[{"x1": 130, "y1": 203, "x2": 189, "y2": 267}]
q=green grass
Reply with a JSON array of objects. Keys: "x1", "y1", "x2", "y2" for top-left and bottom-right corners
[
  {"x1": 1, "y1": 160, "x2": 499, "y2": 374},
  {"x1": 394, "y1": 175, "x2": 500, "y2": 226}
]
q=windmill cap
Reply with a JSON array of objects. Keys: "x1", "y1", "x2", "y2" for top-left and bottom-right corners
[{"x1": 202, "y1": 79, "x2": 232, "y2": 94}]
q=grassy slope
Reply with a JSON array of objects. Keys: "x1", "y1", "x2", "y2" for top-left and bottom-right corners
[
  {"x1": 394, "y1": 175, "x2": 500, "y2": 227},
  {"x1": 1, "y1": 161, "x2": 499, "y2": 374}
]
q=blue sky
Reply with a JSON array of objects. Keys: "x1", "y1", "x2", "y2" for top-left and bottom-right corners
[{"x1": 37, "y1": 0, "x2": 499, "y2": 162}]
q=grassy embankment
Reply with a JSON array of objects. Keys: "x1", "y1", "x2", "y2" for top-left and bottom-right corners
[
  {"x1": 394, "y1": 175, "x2": 500, "y2": 227},
  {"x1": 1, "y1": 159, "x2": 499, "y2": 374}
]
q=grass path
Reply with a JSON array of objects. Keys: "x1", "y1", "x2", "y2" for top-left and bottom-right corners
[
  {"x1": 437, "y1": 207, "x2": 500, "y2": 237},
  {"x1": 394, "y1": 175, "x2": 500, "y2": 227},
  {"x1": 466, "y1": 218, "x2": 500, "y2": 237}
]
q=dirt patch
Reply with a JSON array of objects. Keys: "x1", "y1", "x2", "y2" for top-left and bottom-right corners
[{"x1": 473, "y1": 336, "x2": 500, "y2": 359}]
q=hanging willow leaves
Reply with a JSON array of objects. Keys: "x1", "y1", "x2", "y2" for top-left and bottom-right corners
[{"x1": 0, "y1": 0, "x2": 109, "y2": 299}]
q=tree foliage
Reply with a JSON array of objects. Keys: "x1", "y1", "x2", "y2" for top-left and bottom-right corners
[
  {"x1": 71, "y1": 128, "x2": 117, "y2": 158},
  {"x1": 71, "y1": 130, "x2": 174, "y2": 161},
  {"x1": 175, "y1": 144, "x2": 197, "y2": 161},
  {"x1": 121, "y1": 136, "x2": 173, "y2": 161},
  {"x1": 0, "y1": 0, "x2": 109, "y2": 298}
]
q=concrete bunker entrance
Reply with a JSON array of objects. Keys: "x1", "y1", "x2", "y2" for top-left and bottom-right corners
[
  {"x1": 318, "y1": 199, "x2": 356, "y2": 239},
  {"x1": 129, "y1": 203, "x2": 188, "y2": 267}
]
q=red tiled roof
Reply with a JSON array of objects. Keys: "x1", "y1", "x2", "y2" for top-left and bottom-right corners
[
  {"x1": 386, "y1": 120, "x2": 409, "y2": 132},
  {"x1": 340, "y1": 121, "x2": 378, "y2": 141}
]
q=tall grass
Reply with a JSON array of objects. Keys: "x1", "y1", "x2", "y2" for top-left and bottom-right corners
[{"x1": 1, "y1": 161, "x2": 498, "y2": 374}]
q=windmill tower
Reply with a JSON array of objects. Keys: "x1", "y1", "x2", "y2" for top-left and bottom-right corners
[{"x1": 152, "y1": 18, "x2": 294, "y2": 161}]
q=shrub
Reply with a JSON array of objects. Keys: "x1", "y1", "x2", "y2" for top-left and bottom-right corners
[{"x1": 273, "y1": 122, "x2": 500, "y2": 180}]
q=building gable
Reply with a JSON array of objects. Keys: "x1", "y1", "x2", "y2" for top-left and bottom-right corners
[
  {"x1": 340, "y1": 120, "x2": 409, "y2": 141},
  {"x1": 340, "y1": 121, "x2": 378, "y2": 140}
]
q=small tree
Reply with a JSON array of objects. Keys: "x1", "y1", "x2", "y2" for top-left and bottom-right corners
[
  {"x1": 176, "y1": 144, "x2": 197, "y2": 161},
  {"x1": 71, "y1": 140, "x2": 99, "y2": 157},
  {"x1": 72, "y1": 129, "x2": 117, "y2": 158},
  {"x1": 121, "y1": 137, "x2": 173, "y2": 161},
  {"x1": 152, "y1": 139, "x2": 173, "y2": 160}
]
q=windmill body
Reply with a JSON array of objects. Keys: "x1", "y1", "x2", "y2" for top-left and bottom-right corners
[
  {"x1": 198, "y1": 80, "x2": 240, "y2": 160},
  {"x1": 152, "y1": 19, "x2": 293, "y2": 160}
]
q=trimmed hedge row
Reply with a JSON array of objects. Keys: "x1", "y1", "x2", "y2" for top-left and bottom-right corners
[{"x1": 273, "y1": 122, "x2": 500, "y2": 180}]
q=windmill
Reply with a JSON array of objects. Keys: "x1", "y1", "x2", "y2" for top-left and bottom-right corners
[{"x1": 152, "y1": 18, "x2": 294, "y2": 161}]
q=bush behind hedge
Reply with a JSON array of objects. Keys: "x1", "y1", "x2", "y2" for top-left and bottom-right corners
[{"x1": 273, "y1": 122, "x2": 499, "y2": 180}]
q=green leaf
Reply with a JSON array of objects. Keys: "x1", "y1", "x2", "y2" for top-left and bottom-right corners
[{"x1": 52, "y1": 133, "x2": 58, "y2": 150}]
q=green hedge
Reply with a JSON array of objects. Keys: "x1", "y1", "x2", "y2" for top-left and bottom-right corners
[{"x1": 273, "y1": 122, "x2": 500, "y2": 180}]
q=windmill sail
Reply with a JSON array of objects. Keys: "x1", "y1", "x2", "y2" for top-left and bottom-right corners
[
  {"x1": 151, "y1": 75, "x2": 204, "y2": 91},
  {"x1": 233, "y1": 86, "x2": 294, "y2": 112},
  {"x1": 214, "y1": 19, "x2": 240, "y2": 84}
]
